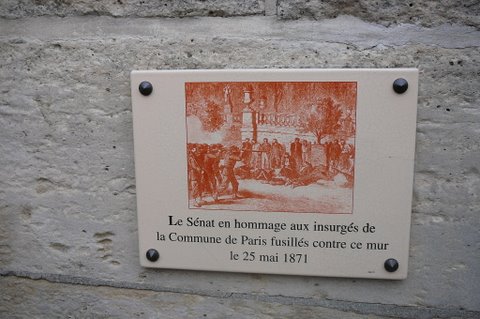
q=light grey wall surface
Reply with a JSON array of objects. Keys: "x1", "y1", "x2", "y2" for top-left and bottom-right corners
[{"x1": 0, "y1": 1, "x2": 479, "y2": 318}]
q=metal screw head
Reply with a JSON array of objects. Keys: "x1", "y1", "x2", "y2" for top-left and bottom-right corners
[
  {"x1": 384, "y1": 258, "x2": 399, "y2": 272},
  {"x1": 139, "y1": 81, "x2": 153, "y2": 96},
  {"x1": 393, "y1": 78, "x2": 408, "y2": 94},
  {"x1": 146, "y1": 248, "x2": 159, "y2": 262}
]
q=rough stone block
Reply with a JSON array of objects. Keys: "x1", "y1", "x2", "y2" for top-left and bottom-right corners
[
  {"x1": 277, "y1": 0, "x2": 480, "y2": 28},
  {"x1": 0, "y1": 0, "x2": 264, "y2": 18},
  {"x1": 1, "y1": 277, "x2": 401, "y2": 319}
]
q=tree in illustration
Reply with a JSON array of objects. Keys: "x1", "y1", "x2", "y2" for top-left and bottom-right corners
[
  {"x1": 202, "y1": 101, "x2": 224, "y2": 132},
  {"x1": 299, "y1": 97, "x2": 343, "y2": 144}
]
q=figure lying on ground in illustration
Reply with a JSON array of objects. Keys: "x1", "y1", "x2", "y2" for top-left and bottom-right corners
[{"x1": 286, "y1": 165, "x2": 329, "y2": 188}]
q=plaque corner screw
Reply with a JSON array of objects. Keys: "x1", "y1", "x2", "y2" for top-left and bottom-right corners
[
  {"x1": 393, "y1": 78, "x2": 408, "y2": 94},
  {"x1": 384, "y1": 258, "x2": 399, "y2": 272},
  {"x1": 139, "y1": 81, "x2": 153, "y2": 96},
  {"x1": 146, "y1": 248, "x2": 159, "y2": 262}
]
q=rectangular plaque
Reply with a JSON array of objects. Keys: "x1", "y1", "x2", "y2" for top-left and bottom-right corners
[{"x1": 131, "y1": 69, "x2": 418, "y2": 279}]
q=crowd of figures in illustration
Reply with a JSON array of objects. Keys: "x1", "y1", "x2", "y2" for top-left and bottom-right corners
[{"x1": 187, "y1": 137, "x2": 354, "y2": 207}]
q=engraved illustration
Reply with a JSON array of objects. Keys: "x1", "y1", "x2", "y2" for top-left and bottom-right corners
[{"x1": 186, "y1": 82, "x2": 356, "y2": 213}]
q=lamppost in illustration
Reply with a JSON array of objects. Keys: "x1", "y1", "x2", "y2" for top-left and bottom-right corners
[
  {"x1": 241, "y1": 87, "x2": 256, "y2": 141},
  {"x1": 241, "y1": 86, "x2": 269, "y2": 142}
]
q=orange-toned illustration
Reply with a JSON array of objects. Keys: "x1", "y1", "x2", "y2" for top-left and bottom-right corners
[{"x1": 185, "y1": 82, "x2": 356, "y2": 213}]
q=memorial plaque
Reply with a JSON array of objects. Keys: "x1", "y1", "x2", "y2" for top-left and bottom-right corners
[{"x1": 131, "y1": 69, "x2": 418, "y2": 279}]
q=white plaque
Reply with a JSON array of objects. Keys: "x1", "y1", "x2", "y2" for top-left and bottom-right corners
[{"x1": 131, "y1": 69, "x2": 418, "y2": 279}]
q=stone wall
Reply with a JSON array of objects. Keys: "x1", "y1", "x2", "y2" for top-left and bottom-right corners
[{"x1": 1, "y1": 1, "x2": 479, "y2": 318}]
